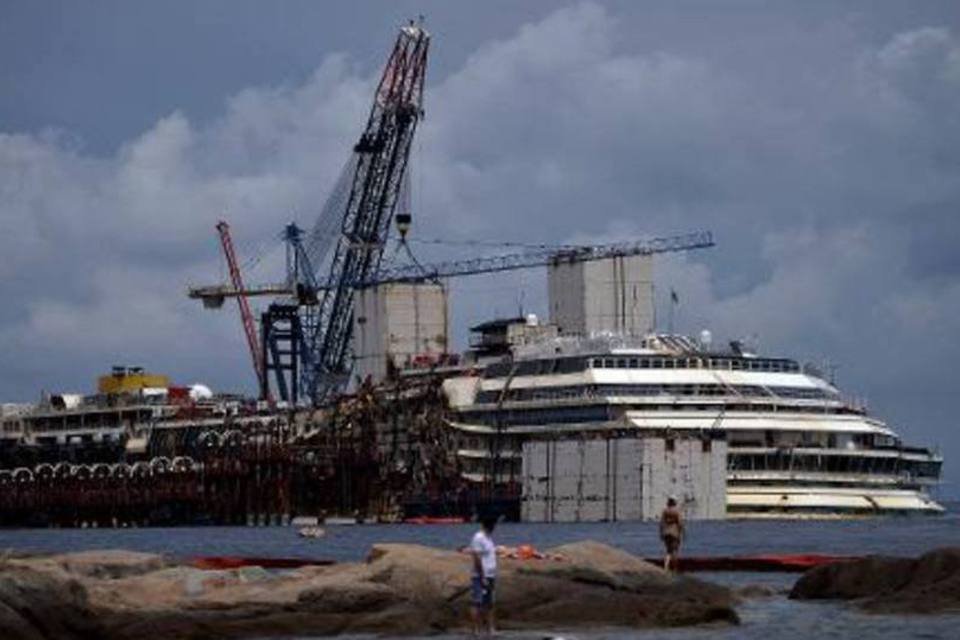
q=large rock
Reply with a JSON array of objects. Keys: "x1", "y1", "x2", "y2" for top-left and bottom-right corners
[
  {"x1": 2, "y1": 541, "x2": 739, "y2": 638},
  {"x1": 357, "y1": 541, "x2": 736, "y2": 631},
  {"x1": 0, "y1": 563, "x2": 104, "y2": 640},
  {"x1": 47, "y1": 549, "x2": 169, "y2": 579},
  {"x1": 790, "y1": 547, "x2": 960, "y2": 614}
]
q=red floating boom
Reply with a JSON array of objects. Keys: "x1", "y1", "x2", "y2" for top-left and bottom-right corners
[
  {"x1": 191, "y1": 556, "x2": 335, "y2": 570},
  {"x1": 646, "y1": 553, "x2": 857, "y2": 573}
]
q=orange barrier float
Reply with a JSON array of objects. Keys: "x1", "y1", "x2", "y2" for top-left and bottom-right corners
[
  {"x1": 402, "y1": 516, "x2": 467, "y2": 525},
  {"x1": 646, "y1": 553, "x2": 856, "y2": 573},
  {"x1": 190, "y1": 556, "x2": 334, "y2": 570}
]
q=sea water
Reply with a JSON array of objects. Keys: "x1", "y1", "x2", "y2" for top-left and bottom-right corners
[{"x1": 1, "y1": 502, "x2": 958, "y2": 639}]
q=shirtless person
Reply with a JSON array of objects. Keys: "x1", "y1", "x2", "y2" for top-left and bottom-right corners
[
  {"x1": 659, "y1": 496, "x2": 684, "y2": 572},
  {"x1": 469, "y1": 514, "x2": 498, "y2": 637}
]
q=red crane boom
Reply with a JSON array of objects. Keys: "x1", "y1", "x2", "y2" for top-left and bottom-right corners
[{"x1": 215, "y1": 220, "x2": 267, "y2": 395}]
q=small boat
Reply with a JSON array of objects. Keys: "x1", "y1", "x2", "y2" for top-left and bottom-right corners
[{"x1": 298, "y1": 526, "x2": 326, "y2": 538}]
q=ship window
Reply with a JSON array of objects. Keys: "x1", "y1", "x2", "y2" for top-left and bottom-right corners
[
  {"x1": 732, "y1": 360, "x2": 742, "y2": 370},
  {"x1": 652, "y1": 358, "x2": 663, "y2": 369},
  {"x1": 665, "y1": 439, "x2": 675, "y2": 452},
  {"x1": 591, "y1": 358, "x2": 601, "y2": 368},
  {"x1": 664, "y1": 359, "x2": 675, "y2": 369},
  {"x1": 556, "y1": 357, "x2": 584, "y2": 374},
  {"x1": 702, "y1": 439, "x2": 712, "y2": 453},
  {"x1": 628, "y1": 358, "x2": 638, "y2": 368},
  {"x1": 640, "y1": 358, "x2": 650, "y2": 368},
  {"x1": 616, "y1": 358, "x2": 627, "y2": 368},
  {"x1": 514, "y1": 361, "x2": 537, "y2": 376}
]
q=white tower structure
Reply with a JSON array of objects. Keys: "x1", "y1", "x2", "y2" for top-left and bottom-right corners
[
  {"x1": 353, "y1": 282, "x2": 449, "y2": 384},
  {"x1": 547, "y1": 254, "x2": 654, "y2": 337}
]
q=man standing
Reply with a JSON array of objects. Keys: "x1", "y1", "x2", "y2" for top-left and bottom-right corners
[
  {"x1": 469, "y1": 514, "x2": 498, "y2": 637},
  {"x1": 659, "y1": 496, "x2": 684, "y2": 572}
]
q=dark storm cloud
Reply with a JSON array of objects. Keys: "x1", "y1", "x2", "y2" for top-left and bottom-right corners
[{"x1": 1, "y1": 1, "x2": 959, "y2": 491}]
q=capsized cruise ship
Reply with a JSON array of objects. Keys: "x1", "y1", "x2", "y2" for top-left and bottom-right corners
[{"x1": 445, "y1": 328, "x2": 943, "y2": 518}]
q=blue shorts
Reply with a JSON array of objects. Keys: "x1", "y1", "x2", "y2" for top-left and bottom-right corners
[{"x1": 471, "y1": 576, "x2": 495, "y2": 609}]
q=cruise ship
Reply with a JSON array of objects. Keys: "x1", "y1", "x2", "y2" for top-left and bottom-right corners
[{"x1": 445, "y1": 327, "x2": 943, "y2": 518}]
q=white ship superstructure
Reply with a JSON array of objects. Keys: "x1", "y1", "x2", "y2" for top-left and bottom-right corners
[{"x1": 447, "y1": 333, "x2": 943, "y2": 518}]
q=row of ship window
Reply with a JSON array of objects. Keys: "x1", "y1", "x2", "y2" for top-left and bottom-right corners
[
  {"x1": 462, "y1": 402, "x2": 858, "y2": 427},
  {"x1": 5, "y1": 419, "x2": 132, "y2": 433},
  {"x1": 590, "y1": 356, "x2": 800, "y2": 373},
  {"x1": 474, "y1": 384, "x2": 836, "y2": 404},
  {"x1": 483, "y1": 356, "x2": 801, "y2": 379},
  {"x1": 729, "y1": 453, "x2": 940, "y2": 477}
]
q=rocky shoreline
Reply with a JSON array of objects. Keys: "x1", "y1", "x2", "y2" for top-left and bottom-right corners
[
  {"x1": 5, "y1": 543, "x2": 958, "y2": 639},
  {"x1": 790, "y1": 547, "x2": 960, "y2": 614},
  {"x1": 0, "y1": 541, "x2": 737, "y2": 639}
]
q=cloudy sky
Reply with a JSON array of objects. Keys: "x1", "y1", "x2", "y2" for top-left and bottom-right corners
[{"x1": 2, "y1": 1, "x2": 958, "y2": 492}]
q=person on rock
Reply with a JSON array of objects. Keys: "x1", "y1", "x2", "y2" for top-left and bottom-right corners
[
  {"x1": 469, "y1": 513, "x2": 498, "y2": 637},
  {"x1": 659, "y1": 496, "x2": 684, "y2": 572}
]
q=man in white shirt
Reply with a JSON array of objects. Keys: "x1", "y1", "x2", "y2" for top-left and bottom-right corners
[{"x1": 469, "y1": 514, "x2": 498, "y2": 636}]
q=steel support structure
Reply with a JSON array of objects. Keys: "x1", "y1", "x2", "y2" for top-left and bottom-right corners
[{"x1": 261, "y1": 303, "x2": 303, "y2": 404}]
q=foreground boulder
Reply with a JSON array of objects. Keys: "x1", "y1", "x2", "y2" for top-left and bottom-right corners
[
  {"x1": 1, "y1": 542, "x2": 737, "y2": 638},
  {"x1": 47, "y1": 549, "x2": 169, "y2": 579},
  {"x1": 790, "y1": 547, "x2": 960, "y2": 614},
  {"x1": 0, "y1": 562, "x2": 104, "y2": 640}
]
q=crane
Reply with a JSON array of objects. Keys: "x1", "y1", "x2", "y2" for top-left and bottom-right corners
[
  {"x1": 187, "y1": 21, "x2": 717, "y2": 405},
  {"x1": 189, "y1": 230, "x2": 715, "y2": 302},
  {"x1": 190, "y1": 228, "x2": 715, "y2": 402},
  {"x1": 300, "y1": 21, "x2": 429, "y2": 403},
  {"x1": 189, "y1": 21, "x2": 428, "y2": 405},
  {"x1": 214, "y1": 220, "x2": 267, "y2": 394}
]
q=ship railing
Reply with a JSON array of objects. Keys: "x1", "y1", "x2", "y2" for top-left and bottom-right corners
[{"x1": 513, "y1": 333, "x2": 651, "y2": 359}]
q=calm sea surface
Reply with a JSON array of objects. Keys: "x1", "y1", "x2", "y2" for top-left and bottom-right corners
[{"x1": 1, "y1": 503, "x2": 958, "y2": 639}]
